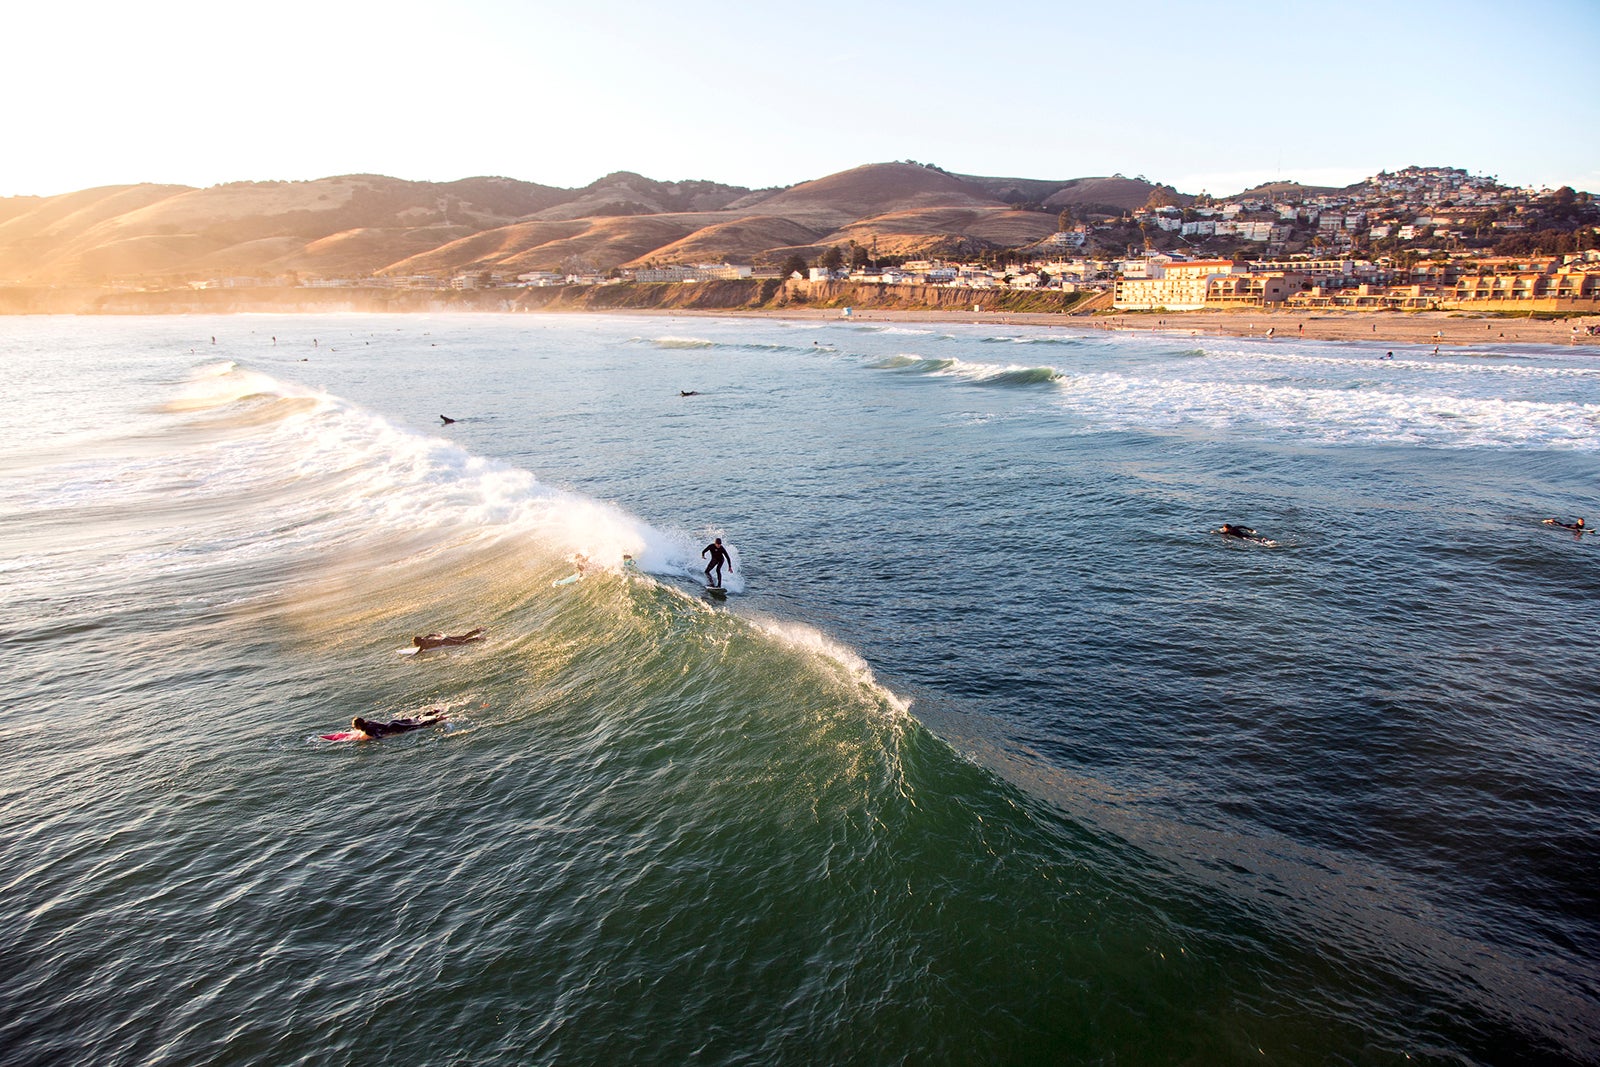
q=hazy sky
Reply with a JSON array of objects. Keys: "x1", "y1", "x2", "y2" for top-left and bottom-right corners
[{"x1": 6, "y1": 0, "x2": 1597, "y2": 199}]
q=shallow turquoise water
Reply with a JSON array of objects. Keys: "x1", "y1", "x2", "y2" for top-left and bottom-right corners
[{"x1": 2, "y1": 313, "x2": 1596, "y2": 1065}]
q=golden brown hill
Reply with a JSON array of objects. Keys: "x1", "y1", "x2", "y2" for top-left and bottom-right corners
[
  {"x1": 0, "y1": 184, "x2": 193, "y2": 281},
  {"x1": 1228, "y1": 180, "x2": 1344, "y2": 200},
  {"x1": 529, "y1": 172, "x2": 759, "y2": 221},
  {"x1": 0, "y1": 163, "x2": 1196, "y2": 286},
  {"x1": 0, "y1": 197, "x2": 38, "y2": 226},
  {"x1": 824, "y1": 207, "x2": 1058, "y2": 258},
  {"x1": 956, "y1": 172, "x2": 1176, "y2": 213},
  {"x1": 627, "y1": 216, "x2": 827, "y2": 267},
  {"x1": 275, "y1": 226, "x2": 479, "y2": 276},
  {"x1": 741, "y1": 162, "x2": 1002, "y2": 227},
  {"x1": 378, "y1": 220, "x2": 591, "y2": 276}
]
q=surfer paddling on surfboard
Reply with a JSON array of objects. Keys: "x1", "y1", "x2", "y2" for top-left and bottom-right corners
[
  {"x1": 1216, "y1": 523, "x2": 1270, "y2": 543},
  {"x1": 412, "y1": 628, "x2": 484, "y2": 651},
  {"x1": 701, "y1": 537, "x2": 732, "y2": 589},
  {"x1": 1543, "y1": 517, "x2": 1586, "y2": 532},
  {"x1": 322, "y1": 711, "x2": 446, "y2": 741}
]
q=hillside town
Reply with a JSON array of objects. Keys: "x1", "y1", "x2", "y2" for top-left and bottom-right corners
[{"x1": 166, "y1": 167, "x2": 1600, "y2": 315}]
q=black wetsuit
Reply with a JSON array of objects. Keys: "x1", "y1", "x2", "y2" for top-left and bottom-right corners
[
  {"x1": 702, "y1": 540, "x2": 731, "y2": 587},
  {"x1": 352, "y1": 715, "x2": 443, "y2": 737},
  {"x1": 413, "y1": 628, "x2": 484, "y2": 650}
]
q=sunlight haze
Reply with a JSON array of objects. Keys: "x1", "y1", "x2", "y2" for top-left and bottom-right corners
[{"x1": 6, "y1": 0, "x2": 1597, "y2": 197}]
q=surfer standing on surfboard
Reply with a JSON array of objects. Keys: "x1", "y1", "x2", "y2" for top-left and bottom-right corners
[{"x1": 701, "y1": 537, "x2": 732, "y2": 589}]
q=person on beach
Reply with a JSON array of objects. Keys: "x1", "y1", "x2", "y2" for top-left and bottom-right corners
[
  {"x1": 702, "y1": 537, "x2": 732, "y2": 588},
  {"x1": 412, "y1": 628, "x2": 485, "y2": 651},
  {"x1": 1543, "y1": 518, "x2": 1586, "y2": 532},
  {"x1": 350, "y1": 711, "x2": 446, "y2": 738}
]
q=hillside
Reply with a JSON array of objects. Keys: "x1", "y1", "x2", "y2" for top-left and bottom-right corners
[
  {"x1": 1226, "y1": 180, "x2": 1343, "y2": 200},
  {"x1": 0, "y1": 163, "x2": 1185, "y2": 284}
]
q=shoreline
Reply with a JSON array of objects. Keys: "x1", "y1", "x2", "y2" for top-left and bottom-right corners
[
  {"x1": 659, "y1": 306, "x2": 1600, "y2": 348},
  {"x1": 3, "y1": 290, "x2": 1595, "y2": 348}
]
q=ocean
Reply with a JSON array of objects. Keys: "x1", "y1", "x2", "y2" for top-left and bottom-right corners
[{"x1": 1, "y1": 311, "x2": 1596, "y2": 1066}]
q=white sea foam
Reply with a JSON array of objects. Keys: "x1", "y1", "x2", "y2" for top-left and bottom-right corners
[
  {"x1": 1204, "y1": 345, "x2": 1600, "y2": 379},
  {"x1": 639, "y1": 336, "x2": 717, "y2": 349},
  {"x1": 1051, "y1": 370, "x2": 1600, "y2": 449},
  {"x1": 748, "y1": 614, "x2": 912, "y2": 719},
  {"x1": 866, "y1": 353, "x2": 1061, "y2": 386},
  {"x1": 161, "y1": 363, "x2": 750, "y2": 590}
]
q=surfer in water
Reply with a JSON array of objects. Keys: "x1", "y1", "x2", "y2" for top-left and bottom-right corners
[
  {"x1": 412, "y1": 628, "x2": 485, "y2": 651},
  {"x1": 350, "y1": 711, "x2": 446, "y2": 738},
  {"x1": 702, "y1": 537, "x2": 732, "y2": 588},
  {"x1": 1217, "y1": 523, "x2": 1268, "y2": 542},
  {"x1": 1543, "y1": 517, "x2": 1586, "y2": 532}
]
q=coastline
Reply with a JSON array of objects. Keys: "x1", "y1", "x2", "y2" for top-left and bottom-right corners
[{"x1": 3, "y1": 283, "x2": 1595, "y2": 348}]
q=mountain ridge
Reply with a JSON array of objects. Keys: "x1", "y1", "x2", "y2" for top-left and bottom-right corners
[{"x1": 0, "y1": 163, "x2": 1213, "y2": 284}]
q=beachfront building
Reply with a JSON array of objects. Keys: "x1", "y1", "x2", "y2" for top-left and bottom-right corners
[
  {"x1": 1448, "y1": 258, "x2": 1600, "y2": 306},
  {"x1": 1204, "y1": 271, "x2": 1313, "y2": 307},
  {"x1": 636, "y1": 264, "x2": 752, "y2": 282},
  {"x1": 1114, "y1": 260, "x2": 1247, "y2": 310}
]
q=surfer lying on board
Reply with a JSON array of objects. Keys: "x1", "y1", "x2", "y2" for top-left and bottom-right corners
[
  {"x1": 1543, "y1": 517, "x2": 1586, "y2": 532},
  {"x1": 412, "y1": 628, "x2": 485, "y2": 650},
  {"x1": 1217, "y1": 523, "x2": 1268, "y2": 542},
  {"x1": 702, "y1": 537, "x2": 732, "y2": 588},
  {"x1": 350, "y1": 712, "x2": 446, "y2": 738}
]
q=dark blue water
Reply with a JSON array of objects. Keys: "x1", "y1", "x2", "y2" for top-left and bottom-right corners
[{"x1": 2, "y1": 313, "x2": 1596, "y2": 1065}]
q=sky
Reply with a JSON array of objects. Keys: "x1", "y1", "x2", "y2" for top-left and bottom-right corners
[{"x1": 5, "y1": 0, "x2": 1598, "y2": 200}]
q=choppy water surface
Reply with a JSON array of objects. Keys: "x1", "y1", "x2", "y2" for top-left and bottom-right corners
[{"x1": 2, "y1": 313, "x2": 1596, "y2": 1066}]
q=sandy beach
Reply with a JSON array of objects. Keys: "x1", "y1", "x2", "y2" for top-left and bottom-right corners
[{"x1": 698, "y1": 306, "x2": 1600, "y2": 348}]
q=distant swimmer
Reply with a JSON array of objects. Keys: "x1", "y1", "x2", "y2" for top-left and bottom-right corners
[
  {"x1": 349, "y1": 711, "x2": 446, "y2": 739},
  {"x1": 412, "y1": 628, "x2": 485, "y2": 651},
  {"x1": 1382, "y1": 351, "x2": 1394, "y2": 360},
  {"x1": 1217, "y1": 523, "x2": 1267, "y2": 542},
  {"x1": 680, "y1": 390, "x2": 700, "y2": 397},
  {"x1": 1543, "y1": 517, "x2": 1586, "y2": 532},
  {"x1": 440, "y1": 415, "x2": 457, "y2": 424},
  {"x1": 701, "y1": 537, "x2": 732, "y2": 588}
]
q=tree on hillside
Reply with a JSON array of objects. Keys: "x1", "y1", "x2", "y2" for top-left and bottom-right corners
[
  {"x1": 849, "y1": 241, "x2": 870, "y2": 270},
  {"x1": 1057, "y1": 206, "x2": 1074, "y2": 232},
  {"x1": 1142, "y1": 186, "x2": 1181, "y2": 211},
  {"x1": 779, "y1": 253, "x2": 808, "y2": 278},
  {"x1": 819, "y1": 245, "x2": 845, "y2": 271}
]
